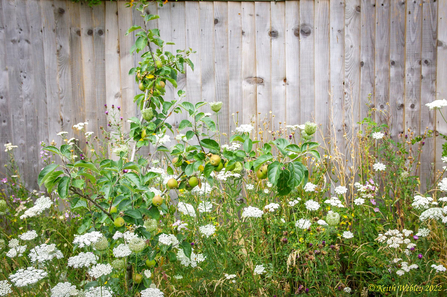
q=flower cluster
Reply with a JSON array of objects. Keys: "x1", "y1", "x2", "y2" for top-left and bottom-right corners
[
  {"x1": 376, "y1": 229, "x2": 416, "y2": 250},
  {"x1": 177, "y1": 202, "x2": 196, "y2": 217},
  {"x1": 199, "y1": 224, "x2": 216, "y2": 238},
  {"x1": 235, "y1": 124, "x2": 254, "y2": 133},
  {"x1": 67, "y1": 252, "x2": 98, "y2": 268},
  {"x1": 73, "y1": 231, "x2": 103, "y2": 248},
  {"x1": 51, "y1": 282, "x2": 78, "y2": 297},
  {"x1": 9, "y1": 267, "x2": 47, "y2": 287},
  {"x1": 88, "y1": 263, "x2": 113, "y2": 279},
  {"x1": 158, "y1": 234, "x2": 179, "y2": 247},
  {"x1": 324, "y1": 197, "x2": 344, "y2": 208},
  {"x1": 241, "y1": 206, "x2": 263, "y2": 218},
  {"x1": 29, "y1": 243, "x2": 64, "y2": 263},
  {"x1": 113, "y1": 244, "x2": 132, "y2": 258},
  {"x1": 177, "y1": 249, "x2": 206, "y2": 268},
  {"x1": 18, "y1": 230, "x2": 38, "y2": 241},
  {"x1": 304, "y1": 200, "x2": 320, "y2": 211},
  {"x1": 264, "y1": 203, "x2": 280, "y2": 212},
  {"x1": 198, "y1": 201, "x2": 213, "y2": 213},
  {"x1": 20, "y1": 196, "x2": 53, "y2": 219}
]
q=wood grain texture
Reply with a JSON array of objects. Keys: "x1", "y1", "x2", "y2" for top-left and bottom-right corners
[
  {"x1": 105, "y1": 1, "x2": 121, "y2": 113},
  {"x1": 271, "y1": 2, "x2": 286, "y2": 129},
  {"x1": 285, "y1": 0, "x2": 299, "y2": 126},
  {"x1": 404, "y1": 0, "x2": 422, "y2": 134},
  {"x1": 314, "y1": 0, "x2": 330, "y2": 145},
  {"x1": 185, "y1": 1, "x2": 201, "y2": 108},
  {"x1": 228, "y1": 2, "x2": 242, "y2": 131},
  {"x1": 299, "y1": 0, "x2": 314, "y2": 123},
  {"x1": 241, "y1": 2, "x2": 256, "y2": 125},
  {"x1": 420, "y1": 0, "x2": 436, "y2": 191},
  {"x1": 329, "y1": 0, "x2": 345, "y2": 158},
  {"x1": 374, "y1": 0, "x2": 390, "y2": 124},
  {"x1": 200, "y1": 1, "x2": 216, "y2": 113},
  {"x1": 359, "y1": 0, "x2": 375, "y2": 120},
  {"x1": 435, "y1": 0, "x2": 447, "y2": 174},
  {"x1": 255, "y1": 2, "x2": 271, "y2": 124},
  {"x1": 389, "y1": 0, "x2": 405, "y2": 139},
  {"x1": 214, "y1": 1, "x2": 230, "y2": 143}
]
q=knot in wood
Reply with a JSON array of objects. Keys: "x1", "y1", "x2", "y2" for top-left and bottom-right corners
[
  {"x1": 269, "y1": 30, "x2": 278, "y2": 38},
  {"x1": 300, "y1": 24, "x2": 312, "y2": 37}
]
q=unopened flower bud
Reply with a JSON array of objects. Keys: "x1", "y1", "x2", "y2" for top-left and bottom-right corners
[
  {"x1": 129, "y1": 237, "x2": 146, "y2": 253},
  {"x1": 326, "y1": 211, "x2": 340, "y2": 226},
  {"x1": 304, "y1": 122, "x2": 317, "y2": 135},
  {"x1": 210, "y1": 101, "x2": 223, "y2": 113},
  {"x1": 93, "y1": 236, "x2": 108, "y2": 251}
]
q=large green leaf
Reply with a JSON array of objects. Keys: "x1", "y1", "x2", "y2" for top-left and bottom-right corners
[
  {"x1": 58, "y1": 176, "x2": 70, "y2": 198},
  {"x1": 124, "y1": 209, "x2": 142, "y2": 220},
  {"x1": 38, "y1": 164, "x2": 59, "y2": 186},
  {"x1": 43, "y1": 170, "x2": 63, "y2": 192},
  {"x1": 252, "y1": 154, "x2": 273, "y2": 171},
  {"x1": 277, "y1": 170, "x2": 292, "y2": 195},
  {"x1": 288, "y1": 161, "x2": 308, "y2": 188},
  {"x1": 200, "y1": 139, "x2": 220, "y2": 152},
  {"x1": 74, "y1": 161, "x2": 99, "y2": 173},
  {"x1": 243, "y1": 139, "x2": 253, "y2": 153},
  {"x1": 178, "y1": 119, "x2": 192, "y2": 131},
  {"x1": 180, "y1": 241, "x2": 192, "y2": 259},
  {"x1": 267, "y1": 161, "x2": 282, "y2": 185},
  {"x1": 124, "y1": 172, "x2": 141, "y2": 188}
]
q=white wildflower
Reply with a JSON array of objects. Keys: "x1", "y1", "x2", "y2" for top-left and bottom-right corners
[
  {"x1": 344, "y1": 287, "x2": 352, "y2": 293},
  {"x1": 67, "y1": 252, "x2": 98, "y2": 268},
  {"x1": 20, "y1": 196, "x2": 53, "y2": 219},
  {"x1": 396, "y1": 270, "x2": 405, "y2": 276},
  {"x1": 198, "y1": 201, "x2": 213, "y2": 213},
  {"x1": 178, "y1": 202, "x2": 196, "y2": 217},
  {"x1": 140, "y1": 287, "x2": 164, "y2": 297},
  {"x1": 8, "y1": 239, "x2": 19, "y2": 248},
  {"x1": 263, "y1": 189, "x2": 269, "y2": 194},
  {"x1": 0, "y1": 280, "x2": 12, "y2": 296},
  {"x1": 264, "y1": 203, "x2": 280, "y2": 213},
  {"x1": 51, "y1": 282, "x2": 77, "y2": 297},
  {"x1": 402, "y1": 229, "x2": 413, "y2": 237},
  {"x1": 288, "y1": 199, "x2": 301, "y2": 207},
  {"x1": 224, "y1": 273, "x2": 237, "y2": 280},
  {"x1": 254, "y1": 265, "x2": 266, "y2": 275},
  {"x1": 295, "y1": 219, "x2": 311, "y2": 230},
  {"x1": 266, "y1": 182, "x2": 273, "y2": 188},
  {"x1": 324, "y1": 197, "x2": 344, "y2": 208},
  {"x1": 373, "y1": 162, "x2": 386, "y2": 171},
  {"x1": 419, "y1": 208, "x2": 446, "y2": 222},
  {"x1": 56, "y1": 131, "x2": 68, "y2": 136},
  {"x1": 304, "y1": 200, "x2": 320, "y2": 211},
  {"x1": 112, "y1": 231, "x2": 123, "y2": 241},
  {"x1": 304, "y1": 182, "x2": 317, "y2": 192},
  {"x1": 342, "y1": 231, "x2": 354, "y2": 239},
  {"x1": 113, "y1": 244, "x2": 132, "y2": 258},
  {"x1": 241, "y1": 206, "x2": 263, "y2": 218},
  {"x1": 84, "y1": 287, "x2": 113, "y2": 297},
  {"x1": 177, "y1": 249, "x2": 206, "y2": 268},
  {"x1": 372, "y1": 132, "x2": 385, "y2": 140},
  {"x1": 426, "y1": 99, "x2": 447, "y2": 110},
  {"x1": 73, "y1": 231, "x2": 103, "y2": 248},
  {"x1": 221, "y1": 143, "x2": 241, "y2": 151},
  {"x1": 334, "y1": 186, "x2": 348, "y2": 195},
  {"x1": 191, "y1": 182, "x2": 213, "y2": 195},
  {"x1": 354, "y1": 198, "x2": 365, "y2": 206},
  {"x1": 246, "y1": 184, "x2": 255, "y2": 190},
  {"x1": 158, "y1": 234, "x2": 179, "y2": 247},
  {"x1": 4, "y1": 143, "x2": 18, "y2": 152},
  {"x1": 412, "y1": 195, "x2": 434, "y2": 210},
  {"x1": 85, "y1": 131, "x2": 94, "y2": 137},
  {"x1": 143, "y1": 270, "x2": 152, "y2": 278},
  {"x1": 88, "y1": 263, "x2": 113, "y2": 279},
  {"x1": 235, "y1": 124, "x2": 254, "y2": 133},
  {"x1": 416, "y1": 228, "x2": 430, "y2": 237},
  {"x1": 6, "y1": 245, "x2": 27, "y2": 258},
  {"x1": 438, "y1": 178, "x2": 447, "y2": 192},
  {"x1": 154, "y1": 134, "x2": 171, "y2": 146},
  {"x1": 9, "y1": 267, "x2": 47, "y2": 287},
  {"x1": 29, "y1": 244, "x2": 64, "y2": 263},
  {"x1": 431, "y1": 264, "x2": 447, "y2": 272},
  {"x1": 18, "y1": 230, "x2": 38, "y2": 241},
  {"x1": 317, "y1": 220, "x2": 328, "y2": 226},
  {"x1": 199, "y1": 224, "x2": 216, "y2": 238}
]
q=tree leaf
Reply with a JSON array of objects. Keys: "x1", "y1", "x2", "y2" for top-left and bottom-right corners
[
  {"x1": 58, "y1": 176, "x2": 70, "y2": 198},
  {"x1": 243, "y1": 139, "x2": 253, "y2": 153},
  {"x1": 179, "y1": 119, "x2": 192, "y2": 131},
  {"x1": 267, "y1": 161, "x2": 282, "y2": 185},
  {"x1": 252, "y1": 154, "x2": 273, "y2": 171},
  {"x1": 124, "y1": 209, "x2": 142, "y2": 220},
  {"x1": 180, "y1": 241, "x2": 192, "y2": 259},
  {"x1": 74, "y1": 161, "x2": 99, "y2": 173},
  {"x1": 125, "y1": 25, "x2": 141, "y2": 35},
  {"x1": 200, "y1": 139, "x2": 220, "y2": 152},
  {"x1": 38, "y1": 164, "x2": 59, "y2": 186},
  {"x1": 124, "y1": 172, "x2": 142, "y2": 188}
]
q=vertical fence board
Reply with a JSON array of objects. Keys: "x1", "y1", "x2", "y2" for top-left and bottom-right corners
[
  {"x1": 285, "y1": 1, "x2": 299, "y2": 127},
  {"x1": 359, "y1": 0, "x2": 375, "y2": 120},
  {"x1": 228, "y1": 2, "x2": 242, "y2": 131},
  {"x1": 420, "y1": 0, "x2": 437, "y2": 191},
  {"x1": 92, "y1": 4, "x2": 107, "y2": 143},
  {"x1": 375, "y1": 0, "x2": 390, "y2": 124},
  {"x1": 255, "y1": 2, "x2": 271, "y2": 124},
  {"x1": 4, "y1": 0, "x2": 26, "y2": 179},
  {"x1": 241, "y1": 2, "x2": 256, "y2": 125},
  {"x1": 405, "y1": 0, "x2": 422, "y2": 134},
  {"x1": 330, "y1": 0, "x2": 345, "y2": 159},
  {"x1": 314, "y1": 0, "x2": 330, "y2": 145},
  {"x1": 118, "y1": 2, "x2": 135, "y2": 133},
  {"x1": 271, "y1": 2, "x2": 286, "y2": 129},
  {"x1": 214, "y1": 2, "x2": 230, "y2": 142},
  {"x1": 389, "y1": 0, "x2": 405, "y2": 139},
  {"x1": 199, "y1": 2, "x2": 215, "y2": 112},
  {"x1": 299, "y1": 0, "x2": 314, "y2": 123},
  {"x1": 185, "y1": 1, "x2": 201, "y2": 110},
  {"x1": 344, "y1": 0, "x2": 361, "y2": 169},
  {"x1": 435, "y1": 0, "x2": 447, "y2": 175}
]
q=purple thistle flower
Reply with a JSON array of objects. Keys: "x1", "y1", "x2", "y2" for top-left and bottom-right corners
[
  {"x1": 418, "y1": 254, "x2": 423, "y2": 259},
  {"x1": 410, "y1": 247, "x2": 415, "y2": 251},
  {"x1": 112, "y1": 104, "x2": 114, "y2": 109},
  {"x1": 105, "y1": 111, "x2": 108, "y2": 115},
  {"x1": 305, "y1": 288, "x2": 309, "y2": 293},
  {"x1": 117, "y1": 106, "x2": 121, "y2": 110},
  {"x1": 191, "y1": 242, "x2": 195, "y2": 246},
  {"x1": 123, "y1": 169, "x2": 129, "y2": 173},
  {"x1": 413, "y1": 235, "x2": 419, "y2": 240},
  {"x1": 104, "y1": 104, "x2": 107, "y2": 108}
]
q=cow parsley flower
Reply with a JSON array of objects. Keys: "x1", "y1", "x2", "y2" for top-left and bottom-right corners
[
  {"x1": 254, "y1": 265, "x2": 266, "y2": 275},
  {"x1": 426, "y1": 99, "x2": 447, "y2": 110},
  {"x1": 246, "y1": 184, "x2": 255, "y2": 190},
  {"x1": 18, "y1": 230, "x2": 38, "y2": 241},
  {"x1": 154, "y1": 134, "x2": 171, "y2": 146},
  {"x1": 84, "y1": 287, "x2": 113, "y2": 297},
  {"x1": 263, "y1": 189, "x2": 269, "y2": 194},
  {"x1": 158, "y1": 234, "x2": 179, "y2": 247},
  {"x1": 431, "y1": 264, "x2": 447, "y2": 272},
  {"x1": 304, "y1": 200, "x2": 320, "y2": 211},
  {"x1": 67, "y1": 252, "x2": 98, "y2": 268},
  {"x1": 344, "y1": 287, "x2": 352, "y2": 293},
  {"x1": 221, "y1": 142, "x2": 241, "y2": 151},
  {"x1": 191, "y1": 182, "x2": 213, "y2": 195},
  {"x1": 304, "y1": 182, "x2": 317, "y2": 192},
  {"x1": 324, "y1": 197, "x2": 344, "y2": 208},
  {"x1": 295, "y1": 219, "x2": 311, "y2": 229},
  {"x1": 412, "y1": 195, "x2": 434, "y2": 210},
  {"x1": 342, "y1": 231, "x2": 354, "y2": 239},
  {"x1": 241, "y1": 206, "x2": 263, "y2": 218},
  {"x1": 9, "y1": 267, "x2": 47, "y2": 287},
  {"x1": 113, "y1": 244, "x2": 132, "y2": 258},
  {"x1": 112, "y1": 231, "x2": 123, "y2": 241},
  {"x1": 354, "y1": 198, "x2": 365, "y2": 205},
  {"x1": 6, "y1": 245, "x2": 27, "y2": 258},
  {"x1": 438, "y1": 178, "x2": 447, "y2": 192},
  {"x1": 372, "y1": 132, "x2": 384, "y2": 139},
  {"x1": 288, "y1": 199, "x2": 301, "y2": 207},
  {"x1": 177, "y1": 249, "x2": 206, "y2": 268},
  {"x1": 419, "y1": 208, "x2": 446, "y2": 222},
  {"x1": 51, "y1": 282, "x2": 78, "y2": 297},
  {"x1": 88, "y1": 263, "x2": 113, "y2": 279},
  {"x1": 198, "y1": 201, "x2": 213, "y2": 213},
  {"x1": 416, "y1": 228, "x2": 430, "y2": 237},
  {"x1": 264, "y1": 203, "x2": 280, "y2": 212},
  {"x1": 177, "y1": 202, "x2": 196, "y2": 217},
  {"x1": 29, "y1": 244, "x2": 64, "y2": 263},
  {"x1": 396, "y1": 270, "x2": 405, "y2": 276},
  {"x1": 0, "y1": 280, "x2": 12, "y2": 296},
  {"x1": 373, "y1": 162, "x2": 386, "y2": 171},
  {"x1": 235, "y1": 124, "x2": 254, "y2": 133},
  {"x1": 334, "y1": 186, "x2": 348, "y2": 195},
  {"x1": 8, "y1": 239, "x2": 19, "y2": 248},
  {"x1": 224, "y1": 273, "x2": 237, "y2": 280},
  {"x1": 140, "y1": 287, "x2": 164, "y2": 297},
  {"x1": 20, "y1": 196, "x2": 53, "y2": 219},
  {"x1": 143, "y1": 270, "x2": 152, "y2": 279},
  {"x1": 199, "y1": 224, "x2": 216, "y2": 238},
  {"x1": 317, "y1": 220, "x2": 328, "y2": 226},
  {"x1": 73, "y1": 231, "x2": 103, "y2": 248}
]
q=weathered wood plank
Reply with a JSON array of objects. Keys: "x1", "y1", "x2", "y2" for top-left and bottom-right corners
[
  {"x1": 344, "y1": 0, "x2": 361, "y2": 169},
  {"x1": 92, "y1": 3, "x2": 107, "y2": 143},
  {"x1": 3, "y1": 0, "x2": 26, "y2": 181},
  {"x1": 359, "y1": 0, "x2": 375, "y2": 120},
  {"x1": 185, "y1": 1, "x2": 201, "y2": 108},
  {"x1": 314, "y1": 0, "x2": 330, "y2": 145},
  {"x1": 405, "y1": 0, "x2": 422, "y2": 135},
  {"x1": 420, "y1": 0, "x2": 436, "y2": 191},
  {"x1": 117, "y1": 1, "x2": 136, "y2": 132},
  {"x1": 389, "y1": 0, "x2": 405, "y2": 139},
  {"x1": 329, "y1": 0, "x2": 345, "y2": 159},
  {"x1": 228, "y1": 2, "x2": 242, "y2": 132},
  {"x1": 271, "y1": 2, "x2": 286, "y2": 130},
  {"x1": 255, "y1": 2, "x2": 271, "y2": 125},
  {"x1": 435, "y1": 0, "x2": 447, "y2": 174},
  {"x1": 27, "y1": 0, "x2": 48, "y2": 170},
  {"x1": 374, "y1": 0, "x2": 390, "y2": 125},
  {"x1": 0, "y1": 0, "x2": 12, "y2": 175},
  {"x1": 105, "y1": 1, "x2": 121, "y2": 115},
  {"x1": 285, "y1": 0, "x2": 299, "y2": 127},
  {"x1": 214, "y1": 2, "x2": 230, "y2": 143},
  {"x1": 80, "y1": 3, "x2": 97, "y2": 142},
  {"x1": 241, "y1": 2, "x2": 256, "y2": 125},
  {"x1": 199, "y1": 2, "x2": 215, "y2": 111},
  {"x1": 299, "y1": 0, "x2": 314, "y2": 123}
]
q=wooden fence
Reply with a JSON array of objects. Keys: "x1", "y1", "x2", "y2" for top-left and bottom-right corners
[{"x1": 0, "y1": 0, "x2": 446, "y2": 189}]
